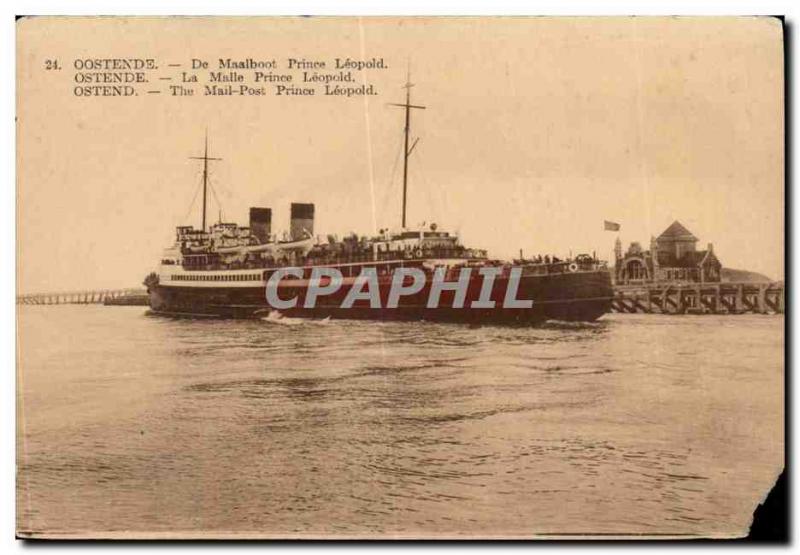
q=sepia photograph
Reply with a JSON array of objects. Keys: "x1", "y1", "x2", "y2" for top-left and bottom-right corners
[{"x1": 15, "y1": 15, "x2": 785, "y2": 540}]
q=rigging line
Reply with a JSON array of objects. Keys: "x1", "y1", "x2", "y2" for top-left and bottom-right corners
[
  {"x1": 412, "y1": 149, "x2": 444, "y2": 226},
  {"x1": 181, "y1": 170, "x2": 204, "y2": 224},
  {"x1": 357, "y1": 17, "x2": 377, "y2": 234},
  {"x1": 380, "y1": 128, "x2": 406, "y2": 224},
  {"x1": 207, "y1": 177, "x2": 224, "y2": 221}
]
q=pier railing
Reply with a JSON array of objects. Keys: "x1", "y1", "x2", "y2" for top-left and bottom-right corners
[
  {"x1": 611, "y1": 282, "x2": 784, "y2": 315},
  {"x1": 17, "y1": 289, "x2": 147, "y2": 306}
]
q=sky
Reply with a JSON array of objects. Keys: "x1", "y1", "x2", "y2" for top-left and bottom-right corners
[{"x1": 17, "y1": 16, "x2": 784, "y2": 293}]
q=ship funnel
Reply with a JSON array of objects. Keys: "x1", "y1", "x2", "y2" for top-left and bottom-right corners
[
  {"x1": 290, "y1": 203, "x2": 314, "y2": 241},
  {"x1": 249, "y1": 207, "x2": 272, "y2": 243}
]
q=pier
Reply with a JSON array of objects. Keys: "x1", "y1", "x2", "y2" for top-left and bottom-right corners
[
  {"x1": 17, "y1": 289, "x2": 148, "y2": 306},
  {"x1": 611, "y1": 282, "x2": 784, "y2": 315},
  {"x1": 18, "y1": 283, "x2": 785, "y2": 315}
]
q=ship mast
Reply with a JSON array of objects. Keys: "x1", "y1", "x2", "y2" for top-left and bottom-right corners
[
  {"x1": 190, "y1": 131, "x2": 221, "y2": 232},
  {"x1": 390, "y1": 70, "x2": 426, "y2": 229}
]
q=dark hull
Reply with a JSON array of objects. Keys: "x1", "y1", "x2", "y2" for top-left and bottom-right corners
[{"x1": 148, "y1": 270, "x2": 613, "y2": 324}]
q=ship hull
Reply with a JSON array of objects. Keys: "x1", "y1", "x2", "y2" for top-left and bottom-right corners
[{"x1": 148, "y1": 269, "x2": 613, "y2": 324}]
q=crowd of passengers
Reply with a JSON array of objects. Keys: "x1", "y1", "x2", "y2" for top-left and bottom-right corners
[{"x1": 526, "y1": 255, "x2": 564, "y2": 264}]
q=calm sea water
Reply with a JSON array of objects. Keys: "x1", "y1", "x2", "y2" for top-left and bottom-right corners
[{"x1": 16, "y1": 306, "x2": 784, "y2": 538}]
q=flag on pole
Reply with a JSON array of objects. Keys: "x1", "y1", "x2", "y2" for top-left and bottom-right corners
[{"x1": 604, "y1": 220, "x2": 621, "y2": 231}]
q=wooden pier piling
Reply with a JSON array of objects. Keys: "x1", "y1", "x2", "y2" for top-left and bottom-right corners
[
  {"x1": 611, "y1": 282, "x2": 784, "y2": 315},
  {"x1": 16, "y1": 289, "x2": 148, "y2": 306}
]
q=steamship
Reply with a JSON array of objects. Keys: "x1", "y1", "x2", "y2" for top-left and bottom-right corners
[{"x1": 145, "y1": 81, "x2": 613, "y2": 323}]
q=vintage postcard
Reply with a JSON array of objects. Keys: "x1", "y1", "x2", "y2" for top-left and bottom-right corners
[{"x1": 16, "y1": 16, "x2": 785, "y2": 539}]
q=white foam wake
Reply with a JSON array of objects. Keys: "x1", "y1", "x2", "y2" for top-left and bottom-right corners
[{"x1": 260, "y1": 312, "x2": 332, "y2": 326}]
